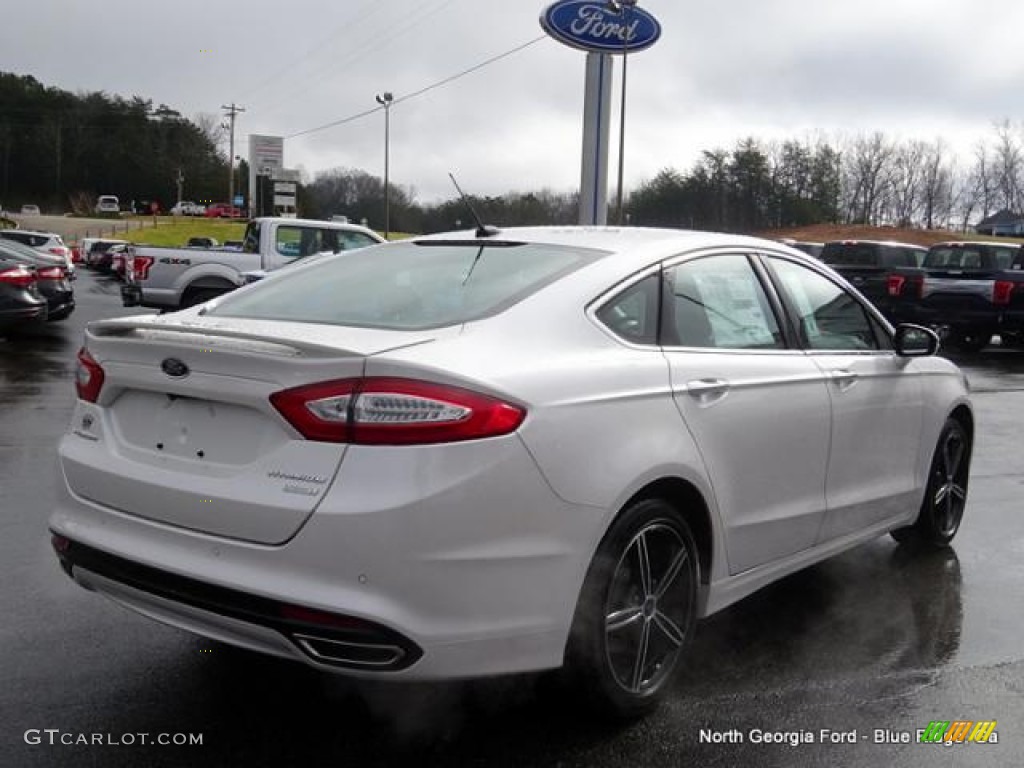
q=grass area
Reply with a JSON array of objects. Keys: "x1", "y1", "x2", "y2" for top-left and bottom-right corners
[
  {"x1": 120, "y1": 218, "x2": 248, "y2": 247},
  {"x1": 119, "y1": 218, "x2": 401, "y2": 247}
]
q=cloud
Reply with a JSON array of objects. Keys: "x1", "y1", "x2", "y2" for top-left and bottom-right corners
[{"x1": 3, "y1": 0, "x2": 1024, "y2": 204}]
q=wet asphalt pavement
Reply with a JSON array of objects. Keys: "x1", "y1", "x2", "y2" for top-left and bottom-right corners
[{"x1": 2, "y1": 271, "x2": 1022, "y2": 767}]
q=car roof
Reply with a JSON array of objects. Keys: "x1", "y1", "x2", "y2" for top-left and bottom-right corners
[
  {"x1": 403, "y1": 227, "x2": 819, "y2": 284},
  {"x1": 823, "y1": 238, "x2": 925, "y2": 248},
  {"x1": 0, "y1": 228, "x2": 59, "y2": 239},
  {"x1": 929, "y1": 240, "x2": 1021, "y2": 248},
  {"x1": 253, "y1": 217, "x2": 384, "y2": 239},
  {"x1": 414, "y1": 225, "x2": 780, "y2": 251}
]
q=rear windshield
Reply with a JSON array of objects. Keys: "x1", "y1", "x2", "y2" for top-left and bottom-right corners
[
  {"x1": 821, "y1": 243, "x2": 920, "y2": 268},
  {"x1": 924, "y1": 245, "x2": 1017, "y2": 270},
  {"x1": 209, "y1": 241, "x2": 605, "y2": 330},
  {"x1": 1, "y1": 231, "x2": 47, "y2": 247},
  {"x1": 820, "y1": 243, "x2": 882, "y2": 267}
]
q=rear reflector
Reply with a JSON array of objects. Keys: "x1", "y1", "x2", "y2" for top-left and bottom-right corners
[
  {"x1": 271, "y1": 377, "x2": 526, "y2": 445},
  {"x1": 75, "y1": 347, "x2": 105, "y2": 403}
]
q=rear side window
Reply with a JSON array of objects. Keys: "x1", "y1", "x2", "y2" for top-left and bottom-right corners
[
  {"x1": 211, "y1": 241, "x2": 605, "y2": 330},
  {"x1": 2, "y1": 231, "x2": 48, "y2": 247},
  {"x1": 596, "y1": 274, "x2": 659, "y2": 345},
  {"x1": 887, "y1": 248, "x2": 919, "y2": 268}
]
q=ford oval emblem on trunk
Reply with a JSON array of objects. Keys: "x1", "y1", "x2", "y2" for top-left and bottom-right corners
[{"x1": 161, "y1": 358, "x2": 190, "y2": 378}]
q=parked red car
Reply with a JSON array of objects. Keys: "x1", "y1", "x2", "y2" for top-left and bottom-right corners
[{"x1": 204, "y1": 203, "x2": 244, "y2": 218}]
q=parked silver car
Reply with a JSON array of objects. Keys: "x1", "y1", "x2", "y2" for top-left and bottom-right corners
[
  {"x1": 0, "y1": 228, "x2": 74, "y2": 276},
  {"x1": 51, "y1": 227, "x2": 972, "y2": 717}
]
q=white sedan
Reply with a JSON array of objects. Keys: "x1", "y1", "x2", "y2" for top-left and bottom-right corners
[{"x1": 50, "y1": 226, "x2": 972, "y2": 717}]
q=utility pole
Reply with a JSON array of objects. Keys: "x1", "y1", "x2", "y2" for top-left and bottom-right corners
[
  {"x1": 175, "y1": 168, "x2": 185, "y2": 204},
  {"x1": 221, "y1": 103, "x2": 245, "y2": 206},
  {"x1": 375, "y1": 92, "x2": 393, "y2": 239}
]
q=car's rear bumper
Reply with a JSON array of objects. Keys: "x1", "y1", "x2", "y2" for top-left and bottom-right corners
[
  {"x1": 50, "y1": 433, "x2": 600, "y2": 680},
  {"x1": 890, "y1": 304, "x2": 999, "y2": 331},
  {"x1": 0, "y1": 303, "x2": 47, "y2": 331}
]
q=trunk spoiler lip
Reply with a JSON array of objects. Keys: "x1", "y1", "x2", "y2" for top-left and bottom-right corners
[{"x1": 84, "y1": 316, "x2": 440, "y2": 358}]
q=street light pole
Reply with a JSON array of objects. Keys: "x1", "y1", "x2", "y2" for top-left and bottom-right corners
[
  {"x1": 375, "y1": 92, "x2": 394, "y2": 239},
  {"x1": 221, "y1": 103, "x2": 245, "y2": 207}
]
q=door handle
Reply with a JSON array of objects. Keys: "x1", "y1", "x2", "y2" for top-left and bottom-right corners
[
  {"x1": 685, "y1": 378, "x2": 730, "y2": 403},
  {"x1": 830, "y1": 369, "x2": 858, "y2": 391}
]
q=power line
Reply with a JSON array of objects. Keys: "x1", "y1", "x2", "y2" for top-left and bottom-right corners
[
  {"x1": 253, "y1": 0, "x2": 464, "y2": 119},
  {"x1": 237, "y1": 0, "x2": 387, "y2": 105},
  {"x1": 286, "y1": 35, "x2": 548, "y2": 140}
]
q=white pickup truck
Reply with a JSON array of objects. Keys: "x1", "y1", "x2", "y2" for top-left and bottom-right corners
[{"x1": 121, "y1": 217, "x2": 384, "y2": 311}]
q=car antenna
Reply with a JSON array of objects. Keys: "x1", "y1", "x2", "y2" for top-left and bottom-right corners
[{"x1": 448, "y1": 173, "x2": 499, "y2": 238}]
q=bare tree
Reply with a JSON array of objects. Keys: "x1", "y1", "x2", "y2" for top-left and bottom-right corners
[
  {"x1": 991, "y1": 119, "x2": 1022, "y2": 212},
  {"x1": 842, "y1": 133, "x2": 895, "y2": 225},
  {"x1": 889, "y1": 140, "x2": 927, "y2": 227},
  {"x1": 192, "y1": 112, "x2": 227, "y2": 157},
  {"x1": 919, "y1": 139, "x2": 955, "y2": 229}
]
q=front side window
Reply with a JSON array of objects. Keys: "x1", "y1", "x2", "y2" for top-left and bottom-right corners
[
  {"x1": 339, "y1": 231, "x2": 380, "y2": 250},
  {"x1": 662, "y1": 254, "x2": 783, "y2": 350},
  {"x1": 211, "y1": 241, "x2": 604, "y2": 330},
  {"x1": 768, "y1": 257, "x2": 882, "y2": 351}
]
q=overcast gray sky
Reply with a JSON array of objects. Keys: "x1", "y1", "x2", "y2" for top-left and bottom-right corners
[{"x1": 4, "y1": 0, "x2": 1024, "y2": 202}]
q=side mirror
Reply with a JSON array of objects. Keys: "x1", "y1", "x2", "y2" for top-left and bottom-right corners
[{"x1": 893, "y1": 324, "x2": 939, "y2": 357}]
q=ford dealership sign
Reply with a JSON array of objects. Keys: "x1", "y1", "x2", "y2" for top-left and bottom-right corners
[{"x1": 540, "y1": 1, "x2": 661, "y2": 54}]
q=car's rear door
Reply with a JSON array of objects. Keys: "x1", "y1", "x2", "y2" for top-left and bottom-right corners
[{"x1": 660, "y1": 252, "x2": 832, "y2": 574}]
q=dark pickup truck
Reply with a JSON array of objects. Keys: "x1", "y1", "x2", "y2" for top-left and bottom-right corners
[
  {"x1": 886, "y1": 240, "x2": 1024, "y2": 351},
  {"x1": 819, "y1": 239, "x2": 927, "y2": 318}
]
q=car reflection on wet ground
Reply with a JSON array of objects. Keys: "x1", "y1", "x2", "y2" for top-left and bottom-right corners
[{"x1": 2, "y1": 271, "x2": 1022, "y2": 767}]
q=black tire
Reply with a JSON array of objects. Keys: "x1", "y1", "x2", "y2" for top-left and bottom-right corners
[
  {"x1": 951, "y1": 331, "x2": 991, "y2": 353},
  {"x1": 566, "y1": 498, "x2": 699, "y2": 719},
  {"x1": 182, "y1": 287, "x2": 229, "y2": 308},
  {"x1": 892, "y1": 418, "x2": 971, "y2": 548}
]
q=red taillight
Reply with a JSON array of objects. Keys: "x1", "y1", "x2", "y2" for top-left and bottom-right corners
[
  {"x1": 0, "y1": 266, "x2": 36, "y2": 287},
  {"x1": 75, "y1": 347, "x2": 105, "y2": 403},
  {"x1": 994, "y1": 280, "x2": 1015, "y2": 305},
  {"x1": 270, "y1": 377, "x2": 526, "y2": 445},
  {"x1": 887, "y1": 274, "x2": 923, "y2": 298},
  {"x1": 36, "y1": 266, "x2": 64, "y2": 280},
  {"x1": 131, "y1": 256, "x2": 154, "y2": 281}
]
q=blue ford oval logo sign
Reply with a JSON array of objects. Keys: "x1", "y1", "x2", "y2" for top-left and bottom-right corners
[
  {"x1": 540, "y1": 1, "x2": 661, "y2": 54},
  {"x1": 161, "y1": 358, "x2": 190, "y2": 378}
]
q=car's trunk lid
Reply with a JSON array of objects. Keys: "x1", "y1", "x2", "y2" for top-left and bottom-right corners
[{"x1": 63, "y1": 315, "x2": 442, "y2": 544}]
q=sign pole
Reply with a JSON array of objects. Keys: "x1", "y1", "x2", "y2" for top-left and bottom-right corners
[{"x1": 579, "y1": 52, "x2": 612, "y2": 226}]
